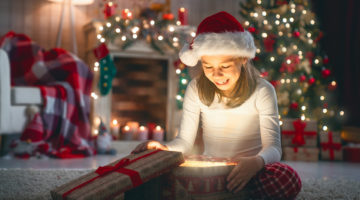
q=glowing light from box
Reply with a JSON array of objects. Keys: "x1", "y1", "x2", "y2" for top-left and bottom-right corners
[{"x1": 180, "y1": 160, "x2": 237, "y2": 167}]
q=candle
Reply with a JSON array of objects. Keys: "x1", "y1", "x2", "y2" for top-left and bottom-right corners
[
  {"x1": 152, "y1": 125, "x2": 164, "y2": 141},
  {"x1": 104, "y1": 2, "x2": 116, "y2": 19},
  {"x1": 178, "y1": 7, "x2": 188, "y2": 25},
  {"x1": 121, "y1": 125, "x2": 133, "y2": 140},
  {"x1": 125, "y1": 121, "x2": 139, "y2": 140},
  {"x1": 111, "y1": 119, "x2": 120, "y2": 140},
  {"x1": 137, "y1": 126, "x2": 149, "y2": 141}
]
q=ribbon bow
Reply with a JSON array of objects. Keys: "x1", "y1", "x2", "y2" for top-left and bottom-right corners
[
  {"x1": 292, "y1": 119, "x2": 306, "y2": 146},
  {"x1": 95, "y1": 158, "x2": 130, "y2": 176}
]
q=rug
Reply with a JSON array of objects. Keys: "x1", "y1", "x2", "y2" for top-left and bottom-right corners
[{"x1": 0, "y1": 169, "x2": 359, "y2": 200}]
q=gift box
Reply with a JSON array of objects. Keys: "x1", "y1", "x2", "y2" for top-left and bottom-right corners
[
  {"x1": 51, "y1": 150, "x2": 184, "y2": 200},
  {"x1": 283, "y1": 147, "x2": 319, "y2": 161},
  {"x1": 319, "y1": 131, "x2": 342, "y2": 161},
  {"x1": 281, "y1": 118, "x2": 318, "y2": 147},
  {"x1": 162, "y1": 155, "x2": 248, "y2": 200},
  {"x1": 343, "y1": 143, "x2": 360, "y2": 163}
]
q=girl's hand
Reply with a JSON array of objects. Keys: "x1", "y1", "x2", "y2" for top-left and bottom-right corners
[
  {"x1": 226, "y1": 156, "x2": 264, "y2": 193},
  {"x1": 131, "y1": 140, "x2": 168, "y2": 154}
]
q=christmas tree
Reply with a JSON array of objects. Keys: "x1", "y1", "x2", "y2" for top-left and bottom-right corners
[{"x1": 239, "y1": 0, "x2": 344, "y2": 131}]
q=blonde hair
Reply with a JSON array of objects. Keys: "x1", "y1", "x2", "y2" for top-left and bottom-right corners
[{"x1": 197, "y1": 58, "x2": 260, "y2": 108}]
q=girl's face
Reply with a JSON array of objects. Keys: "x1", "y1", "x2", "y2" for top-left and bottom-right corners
[{"x1": 201, "y1": 55, "x2": 247, "y2": 96}]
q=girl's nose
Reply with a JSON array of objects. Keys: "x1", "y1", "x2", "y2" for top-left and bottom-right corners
[{"x1": 213, "y1": 68, "x2": 224, "y2": 77}]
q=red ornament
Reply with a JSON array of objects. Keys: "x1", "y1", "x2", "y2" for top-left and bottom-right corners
[
  {"x1": 178, "y1": 7, "x2": 188, "y2": 25},
  {"x1": 280, "y1": 55, "x2": 300, "y2": 73},
  {"x1": 323, "y1": 103, "x2": 328, "y2": 108},
  {"x1": 253, "y1": 56, "x2": 260, "y2": 61},
  {"x1": 299, "y1": 75, "x2": 307, "y2": 82},
  {"x1": 163, "y1": 13, "x2": 174, "y2": 20},
  {"x1": 306, "y1": 52, "x2": 315, "y2": 66},
  {"x1": 323, "y1": 56, "x2": 329, "y2": 64},
  {"x1": 248, "y1": 27, "x2": 256, "y2": 33},
  {"x1": 260, "y1": 71, "x2": 268, "y2": 77},
  {"x1": 308, "y1": 77, "x2": 316, "y2": 85},
  {"x1": 321, "y1": 69, "x2": 331, "y2": 79},
  {"x1": 290, "y1": 102, "x2": 299, "y2": 110},
  {"x1": 104, "y1": 2, "x2": 117, "y2": 19},
  {"x1": 263, "y1": 34, "x2": 276, "y2": 52},
  {"x1": 293, "y1": 31, "x2": 300, "y2": 38},
  {"x1": 270, "y1": 80, "x2": 279, "y2": 88}
]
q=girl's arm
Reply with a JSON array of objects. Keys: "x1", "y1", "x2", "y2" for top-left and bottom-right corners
[
  {"x1": 255, "y1": 80, "x2": 282, "y2": 165},
  {"x1": 165, "y1": 80, "x2": 201, "y2": 154}
]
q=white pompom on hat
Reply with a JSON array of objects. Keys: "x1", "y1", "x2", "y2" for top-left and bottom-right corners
[{"x1": 179, "y1": 11, "x2": 256, "y2": 67}]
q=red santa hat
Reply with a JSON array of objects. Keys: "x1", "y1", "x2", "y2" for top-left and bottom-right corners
[{"x1": 179, "y1": 11, "x2": 256, "y2": 67}]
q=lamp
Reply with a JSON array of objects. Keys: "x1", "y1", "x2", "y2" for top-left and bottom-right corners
[{"x1": 49, "y1": 0, "x2": 94, "y2": 54}]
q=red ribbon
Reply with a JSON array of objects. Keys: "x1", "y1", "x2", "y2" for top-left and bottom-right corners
[
  {"x1": 282, "y1": 119, "x2": 317, "y2": 146},
  {"x1": 321, "y1": 132, "x2": 341, "y2": 160},
  {"x1": 62, "y1": 150, "x2": 162, "y2": 198}
]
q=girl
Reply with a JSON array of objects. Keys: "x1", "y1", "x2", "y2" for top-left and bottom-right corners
[{"x1": 133, "y1": 11, "x2": 301, "y2": 199}]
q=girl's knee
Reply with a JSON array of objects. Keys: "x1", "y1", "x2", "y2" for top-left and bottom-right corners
[{"x1": 265, "y1": 162, "x2": 302, "y2": 199}]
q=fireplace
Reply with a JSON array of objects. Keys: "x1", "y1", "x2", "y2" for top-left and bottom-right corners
[
  {"x1": 112, "y1": 57, "x2": 168, "y2": 127},
  {"x1": 93, "y1": 49, "x2": 180, "y2": 141}
]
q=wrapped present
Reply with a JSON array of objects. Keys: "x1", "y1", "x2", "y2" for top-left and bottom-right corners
[
  {"x1": 163, "y1": 155, "x2": 248, "y2": 200},
  {"x1": 51, "y1": 150, "x2": 184, "y2": 200},
  {"x1": 341, "y1": 127, "x2": 360, "y2": 143},
  {"x1": 281, "y1": 118, "x2": 318, "y2": 147},
  {"x1": 343, "y1": 143, "x2": 360, "y2": 162},
  {"x1": 283, "y1": 147, "x2": 319, "y2": 161},
  {"x1": 320, "y1": 131, "x2": 342, "y2": 161}
]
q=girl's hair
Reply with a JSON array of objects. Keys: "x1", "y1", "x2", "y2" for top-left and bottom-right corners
[{"x1": 196, "y1": 58, "x2": 260, "y2": 108}]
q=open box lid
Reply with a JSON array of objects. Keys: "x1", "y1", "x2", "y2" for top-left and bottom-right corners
[{"x1": 51, "y1": 150, "x2": 184, "y2": 200}]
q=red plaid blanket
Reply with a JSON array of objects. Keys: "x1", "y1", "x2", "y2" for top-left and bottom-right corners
[{"x1": 1, "y1": 31, "x2": 94, "y2": 158}]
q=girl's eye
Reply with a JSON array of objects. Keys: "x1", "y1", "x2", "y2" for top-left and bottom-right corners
[
  {"x1": 222, "y1": 65, "x2": 230, "y2": 69},
  {"x1": 204, "y1": 66, "x2": 213, "y2": 69}
]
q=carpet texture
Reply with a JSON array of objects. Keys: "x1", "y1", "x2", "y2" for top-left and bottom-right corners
[{"x1": 0, "y1": 168, "x2": 359, "y2": 200}]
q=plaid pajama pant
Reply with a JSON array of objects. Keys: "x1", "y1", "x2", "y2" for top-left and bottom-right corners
[{"x1": 245, "y1": 162, "x2": 302, "y2": 200}]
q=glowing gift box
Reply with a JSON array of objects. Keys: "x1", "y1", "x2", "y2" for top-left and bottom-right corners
[{"x1": 163, "y1": 155, "x2": 248, "y2": 200}]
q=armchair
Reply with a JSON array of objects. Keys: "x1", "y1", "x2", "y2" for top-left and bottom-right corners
[{"x1": 0, "y1": 49, "x2": 42, "y2": 135}]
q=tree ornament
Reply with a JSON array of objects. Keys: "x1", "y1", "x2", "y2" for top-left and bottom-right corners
[
  {"x1": 263, "y1": 34, "x2": 276, "y2": 52},
  {"x1": 248, "y1": 27, "x2": 256, "y2": 33},
  {"x1": 293, "y1": 31, "x2": 300, "y2": 38},
  {"x1": 280, "y1": 55, "x2": 300, "y2": 73},
  {"x1": 290, "y1": 102, "x2": 299, "y2": 110},
  {"x1": 323, "y1": 56, "x2": 329, "y2": 64},
  {"x1": 321, "y1": 68, "x2": 331, "y2": 79},
  {"x1": 299, "y1": 75, "x2": 307, "y2": 82},
  {"x1": 308, "y1": 77, "x2": 316, "y2": 85}
]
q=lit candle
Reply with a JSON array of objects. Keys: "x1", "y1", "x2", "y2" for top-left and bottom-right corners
[
  {"x1": 178, "y1": 7, "x2": 188, "y2": 25},
  {"x1": 125, "y1": 121, "x2": 139, "y2": 140},
  {"x1": 111, "y1": 119, "x2": 120, "y2": 140},
  {"x1": 152, "y1": 125, "x2": 164, "y2": 141},
  {"x1": 137, "y1": 126, "x2": 149, "y2": 141},
  {"x1": 121, "y1": 125, "x2": 132, "y2": 140}
]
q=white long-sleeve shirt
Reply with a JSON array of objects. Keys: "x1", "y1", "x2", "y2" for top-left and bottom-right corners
[{"x1": 166, "y1": 78, "x2": 282, "y2": 164}]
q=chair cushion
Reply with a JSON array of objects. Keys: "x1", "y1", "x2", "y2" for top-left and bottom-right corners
[{"x1": 11, "y1": 86, "x2": 42, "y2": 105}]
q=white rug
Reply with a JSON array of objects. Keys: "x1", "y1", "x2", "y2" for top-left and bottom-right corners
[{"x1": 0, "y1": 168, "x2": 359, "y2": 200}]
